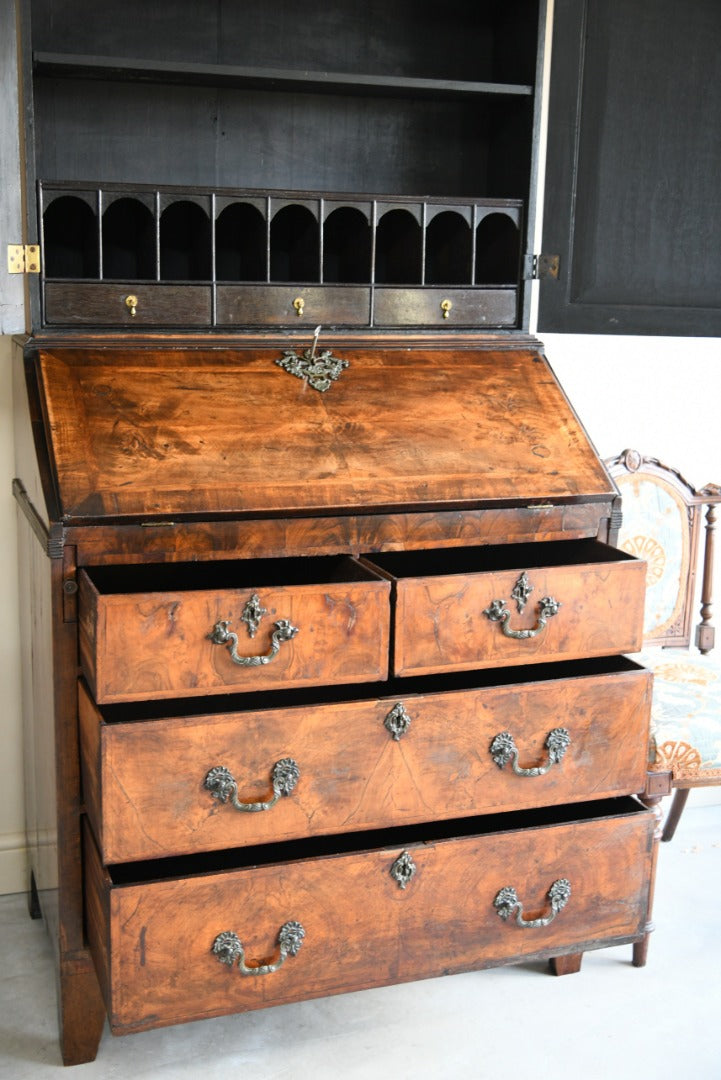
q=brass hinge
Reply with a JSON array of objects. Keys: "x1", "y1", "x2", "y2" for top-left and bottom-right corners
[
  {"x1": 525, "y1": 253, "x2": 560, "y2": 280},
  {"x1": 7, "y1": 244, "x2": 41, "y2": 274}
]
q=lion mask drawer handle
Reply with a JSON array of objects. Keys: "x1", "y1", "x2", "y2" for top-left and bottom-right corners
[
  {"x1": 494, "y1": 878, "x2": 571, "y2": 928},
  {"x1": 484, "y1": 571, "x2": 561, "y2": 640},
  {"x1": 490, "y1": 728, "x2": 570, "y2": 776},
  {"x1": 209, "y1": 617, "x2": 299, "y2": 666},
  {"x1": 212, "y1": 921, "x2": 305, "y2": 976},
  {"x1": 204, "y1": 759, "x2": 300, "y2": 812}
]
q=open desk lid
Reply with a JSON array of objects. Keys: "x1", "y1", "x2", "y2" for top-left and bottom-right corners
[{"x1": 35, "y1": 345, "x2": 615, "y2": 524}]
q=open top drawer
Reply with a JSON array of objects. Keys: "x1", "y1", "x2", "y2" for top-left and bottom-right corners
[
  {"x1": 79, "y1": 556, "x2": 390, "y2": 703},
  {"x1": 365, "y1": 540, "x2": 646, "y2": 676}
]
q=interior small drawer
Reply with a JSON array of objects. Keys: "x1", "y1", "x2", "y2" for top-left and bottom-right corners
[
  {"x1": 216, "y1": 285, "x2": 370, "y2": 325},
  {"x1": 373, "y1": 287, "x2": 517, "y2": 327},
  {"x1": 85, "y1": 798, "x2": 653, "y2": 1035},
  {"x1": 78, "y1": 556, "x2": 390, "y2": 703},
  {"x1": 80, "y1": 657, "x2": 652, "y2": 864},
  {"x1": 43, "y1": 282, "x2": 212, "y2": 326},
  {"x1": 365, "y1": 540, "x2": 646, "y2": 677}
]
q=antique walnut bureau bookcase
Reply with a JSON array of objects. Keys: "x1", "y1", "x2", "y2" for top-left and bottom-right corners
[{"x1": 14, "y1": 0, "x2": 657, "y2": 1066}]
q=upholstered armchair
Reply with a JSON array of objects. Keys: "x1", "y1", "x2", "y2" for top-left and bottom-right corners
[{"x1": 606, "y1": 450, "x2": 721, "y2": 839}]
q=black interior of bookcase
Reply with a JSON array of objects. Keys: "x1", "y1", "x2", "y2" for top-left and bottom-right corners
[
  {"x1": 27, "y1": 0, "x2": 543, "y2": 331},
  {"x1": 539, "y1": 0, "x2": 721, "y2": 336}
]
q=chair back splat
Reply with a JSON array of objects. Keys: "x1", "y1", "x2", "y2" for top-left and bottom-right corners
[{"x1": 606, "y1": 449, "x2": 721, "y2": 840}]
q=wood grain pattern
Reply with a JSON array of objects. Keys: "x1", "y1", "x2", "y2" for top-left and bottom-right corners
[
  {"x1": 44, "y1": 283, "x2": 212, "y2": 326},
  {"x1": 80, "y1": 663, "x2": 652, "y2": 863},
  {"x1": 373, "y1": 287, "x2": 516, "y2": 326},
  {"x1": 37, "y1": 347, "x2": 615, "y2": 522},
  {"x1": 84, "y1": 803, "x2": 653, "y2": 1034},
  {"x1": 389, "y1": 550, "x2": 646, "y2": 676},
  {"x1": 79, "y1": 570, "x2": 391, "y2": 702},
  {"x1": 216, "y1": 285, "x2": 370, "y2": 325},
  {"x1": 67, "y1": 501, "x2": 615, "y2": 566}
]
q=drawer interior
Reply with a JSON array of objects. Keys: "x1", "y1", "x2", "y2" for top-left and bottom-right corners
[
  {"x1": 82, "y1": 554, "x2": 383, "y2": 594},
  {"x1": 90, "y1": 654, "x2": 646, "y2": 724},
  {"x1": 366, "y1": 539, "x2": 637, "y2": 579},
  {"x1": 105, "y1": 796, "x2": 648, "y2": 883}
]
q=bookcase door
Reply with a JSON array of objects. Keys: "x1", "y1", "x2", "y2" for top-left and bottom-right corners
[{"x1": 539, "y1": 0, "x2": 721, "y2": 337}]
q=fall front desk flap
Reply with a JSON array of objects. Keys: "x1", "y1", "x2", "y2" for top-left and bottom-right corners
[{"x1": 36, "y1": 346, "x2": 614, "y2": 523}]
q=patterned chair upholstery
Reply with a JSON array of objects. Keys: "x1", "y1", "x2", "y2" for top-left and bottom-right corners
[{"x1": 606, "y1": 450, "x2": 721, "y2": 839}]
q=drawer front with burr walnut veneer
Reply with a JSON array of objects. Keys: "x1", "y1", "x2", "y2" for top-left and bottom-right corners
[
  {"x1": 77, "y1": 557, "x2": 391, "y2": 703},
  {"x1": 367, "y1": 541, "x2": 647, "y2": 677},
  {"x1": 79, "y1": 657, "x2": 652, "y2": 864},
  {"x1": 84, "y1": 799, "x2": 654, "y2": 1036}
]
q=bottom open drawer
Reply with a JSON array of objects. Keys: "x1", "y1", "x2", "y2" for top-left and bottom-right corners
[{"x1": 85, "y1": 798, "x2": 654, "y2": 1035}]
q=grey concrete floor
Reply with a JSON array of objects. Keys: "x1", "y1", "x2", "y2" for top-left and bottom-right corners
[{"x1": 1, "y1": 799, "x2": 719, "y2": 1079}]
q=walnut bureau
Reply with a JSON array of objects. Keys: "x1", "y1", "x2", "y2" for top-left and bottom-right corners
[
  {"x1": 14, "y1": 340, "x2": 655, "y2": 1063},
  {"x1": 13, "y1": 0, "x2": 657, "y2": 1066}
]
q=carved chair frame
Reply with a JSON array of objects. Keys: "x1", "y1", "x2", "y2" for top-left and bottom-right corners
[{"x1": 606, "y1": 448, "x2": 720, "y2": 654}]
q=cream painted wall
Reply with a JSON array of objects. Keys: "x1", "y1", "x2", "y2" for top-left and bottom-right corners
[
  {"x1": 542, "y1": 334, "x2": 721, "y2": 485},
  {"x1": 0, "y1": 334, "x2": 24, "y2": 893}
]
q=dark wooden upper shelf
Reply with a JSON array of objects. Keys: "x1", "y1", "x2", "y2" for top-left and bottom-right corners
[{"x1": 33, "y1": 52, "x2": 534, "y2": 100}]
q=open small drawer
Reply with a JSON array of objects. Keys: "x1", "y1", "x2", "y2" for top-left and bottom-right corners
[
  {"x1": 78, "y1": 556, "x2": 390, "y2": 703},
  {"x1": 364, "y1": 540, "x2": 646, "y2": 677}
]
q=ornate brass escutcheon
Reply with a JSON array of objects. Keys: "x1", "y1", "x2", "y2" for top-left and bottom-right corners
[
  {"x1": 388, "y1": 851, "x2": 416, "y2": 885},
  {"x1": 484, "y1": 573, "x2": 561, "y2": 640},
  {"x1": 510, "y1": 570, "x2": 533, "y2": 614},
  {"x1": 125, "y1": 294, "x2": 138, "y2": 316},
  {"x1": 384, "y1": 702, "x2": 412, "y2": 741},
  {"x1": 276, "y1": 325, "x2": 349, "y2": 392},
  {"x1": 239, "y1": 593, "x2": 268, "y2": 639},
  {"x1": 489, "y1": 727, "x2": 571, "y2": 776},
  {"x1": 293, "y1": 296, "x2": 305, "y2": 316},
  {"x1": 204, "y1": 758, "x2": 300, "y2": 812},
  {"x1": 212, "y1": 921, "x2": 305, "y2": 976},
  {"x1": 390, "y1": 850, "x2": 417, "y2": 890},
  {"x1": 440, "y1": 298, "x2": 452, "y2": 319},
  {"x1": 494, "y1": 878, "x2": 571, "y2": 928}
]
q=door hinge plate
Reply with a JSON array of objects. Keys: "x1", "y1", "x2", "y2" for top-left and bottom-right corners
[
  {"x1": 525, "y1": 253, "x2": 560, "y2": 280},
  {"x1": 7, "y1": 244, "x2": 41, "y2": 274}
]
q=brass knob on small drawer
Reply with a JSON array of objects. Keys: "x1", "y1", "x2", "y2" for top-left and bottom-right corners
[
  {"x1": 293, "y1": 296, "x2": 305, "y2": 317},
  {"x1": 440, "y1": 298, "x2": 452, "y2": 319},
  {"x1": 125, "y1": 294, "x2": 138, "y2": 317}
]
